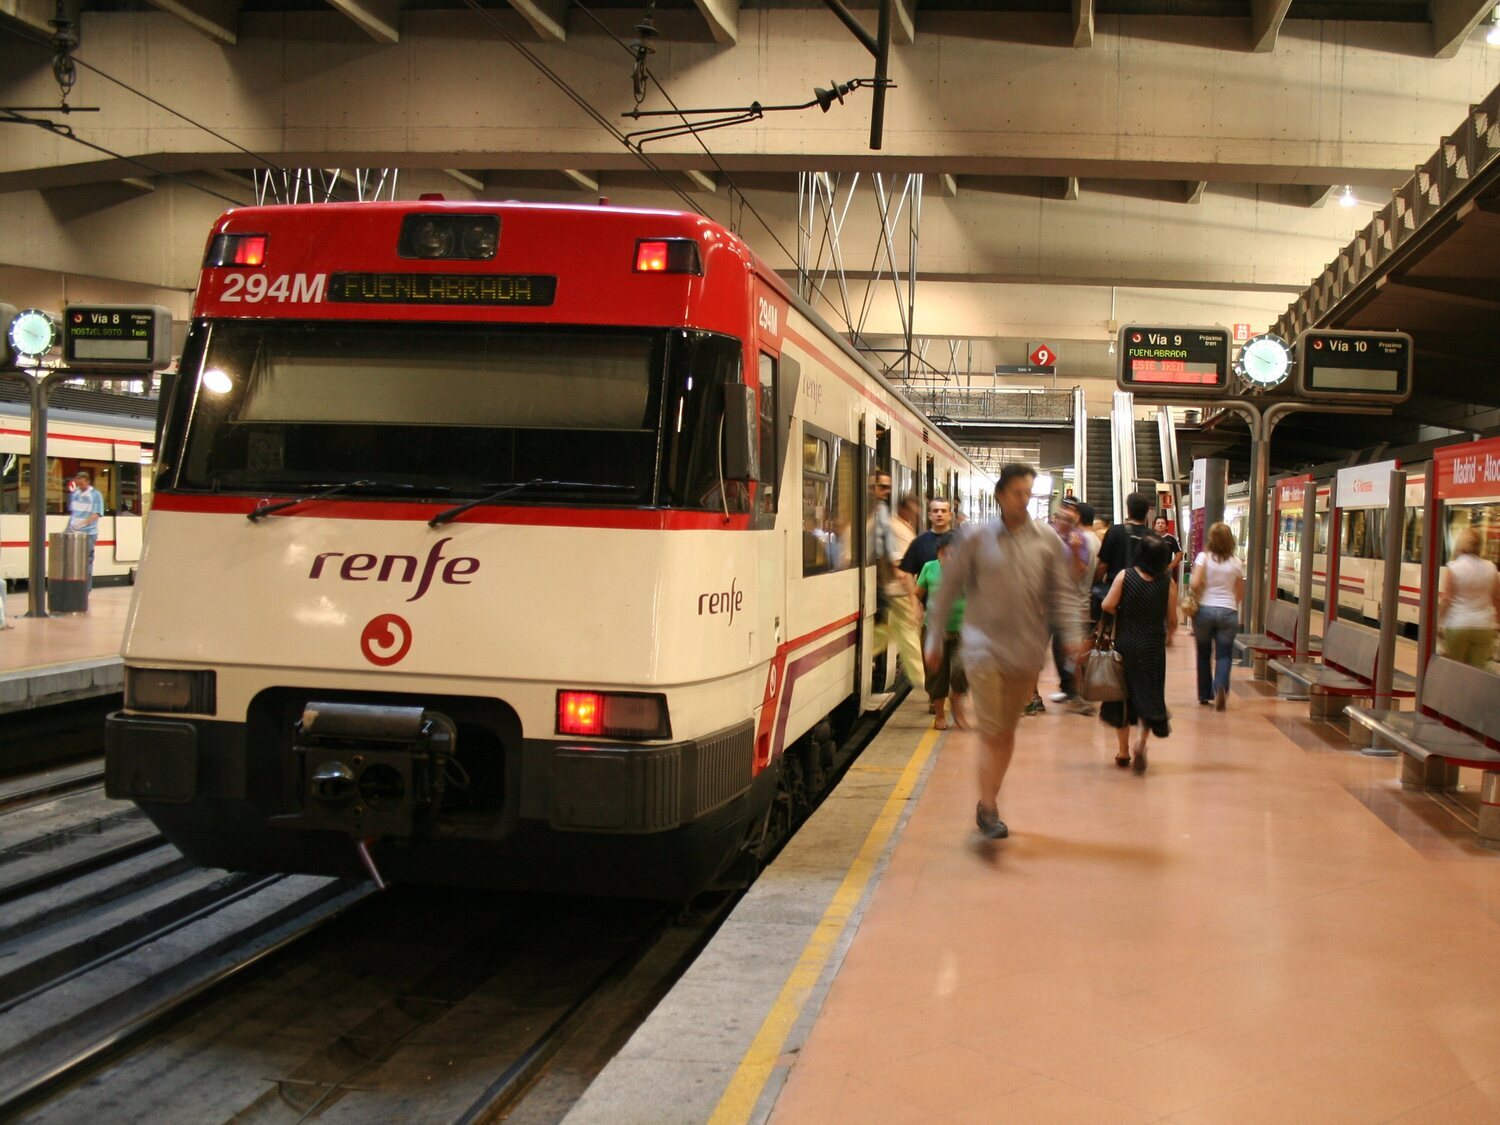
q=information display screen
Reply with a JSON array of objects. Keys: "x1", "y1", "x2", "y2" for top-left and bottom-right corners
[
  {"x1": 63, "y1": 304, "x2": 173, "y2": 370},
  {"x1": 1295, "y1": 330, "x2": 1412, "y2": 402},
  {"x1": 1116, "y1": 326, "x2": 1231, "y2": 398},
  {"x1": 327, "y1": 273, "x2": 557, "y2": 306}
]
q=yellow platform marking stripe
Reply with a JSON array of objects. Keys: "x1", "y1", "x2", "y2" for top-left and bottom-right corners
[{"x1": 708, "y1": 725, "x2": 942, "y2": 1125}]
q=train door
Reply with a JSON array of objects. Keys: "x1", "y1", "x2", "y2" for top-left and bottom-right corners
[
  {"x1": 758, "y1": 351, "x2": 792, "y2": 671},
  {"x1": 855, "y1": 415, "x2": 877, "y2": 706},
  {"x1": 872, "y1": 421, "x2": 894, "y2": 690}
]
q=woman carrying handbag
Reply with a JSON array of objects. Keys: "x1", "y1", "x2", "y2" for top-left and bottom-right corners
[{"x1": 1097, "y1": 534, "x2": 1177, "y2": 772}]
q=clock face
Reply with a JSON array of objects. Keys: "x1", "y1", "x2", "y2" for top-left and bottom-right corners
[
  {"x1": 8, "y1": 309, "x2": 57, "y2": 359},
  {"x1": 1235, "y1": 333, "x2": 1291, "y2": 389}
]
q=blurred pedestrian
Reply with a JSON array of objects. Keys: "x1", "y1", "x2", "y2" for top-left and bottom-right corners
[
  {"x1": 926, "y1": 463, "x2": 1087, "y2": 839},
  {"x1": 885, "y1": 492, "x2": 927, "y2": 691},
  {"x1": 1438, "y1": 528, "x2": 1499, "y2": 669},
  {"x1": 1046, "y1": 498, "x2": 1098, "y2": 714}
]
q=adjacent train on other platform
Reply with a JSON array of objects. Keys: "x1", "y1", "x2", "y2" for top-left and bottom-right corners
[
  {"x1": 104, "y1": 201, "x2": 991, "y2": 898},
  {"x1": 0, "y1": 399, "x2": 154, "y2": 584}
]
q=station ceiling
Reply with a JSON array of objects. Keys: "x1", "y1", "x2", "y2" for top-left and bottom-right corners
[{"x1": 1, "y1": 0, "x2": 1499, "y2": 466}]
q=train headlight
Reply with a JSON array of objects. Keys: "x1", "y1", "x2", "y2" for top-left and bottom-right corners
[
  {"x1": 556, "y1": 690, "x2": 671, "y2": 740},
  {"x1": 397, "y1": 214, "x2": 499, "y2": 260},
  {"x1": 126, "y1": 668, "x2": 217, "y2": 715}
]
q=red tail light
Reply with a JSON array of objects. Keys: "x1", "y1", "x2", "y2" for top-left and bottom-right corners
[
  {"x1": 634, "y1": 238, "x2": 701, "y2": 275},
  {"x1": 558, "y1": 691, "x2": 604, "y2": 736},
  {"x1": 556, "y1": 690, "x2": 671, "y2": 740},
  {"x1": 205, "y1": 233, "x2": 268, "y2": 267}
]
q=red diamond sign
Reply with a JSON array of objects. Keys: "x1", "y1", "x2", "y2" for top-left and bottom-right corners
[{"x1": 1029, "y1": 345, "x2": 1056, "y2": 367}]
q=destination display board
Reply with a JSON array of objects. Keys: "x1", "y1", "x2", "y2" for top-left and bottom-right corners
[
  {"x1": 1295, "y1": 329, "x2": 1413, "y2": 403},
  {"x1": 1116, "y1": 326, "x2": 1232, "y2": 398},
  {"x1": 64, "y1": 304, "x2": 173, "y2": 370}
]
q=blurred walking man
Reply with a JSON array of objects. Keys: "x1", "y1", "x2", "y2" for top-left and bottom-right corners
[{"x1": 926, "y1": 464, "x2": 1087, "y2": 840}]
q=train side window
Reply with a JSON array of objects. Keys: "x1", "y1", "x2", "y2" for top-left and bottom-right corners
[
  {"x1": 802, "y1": 422, "x2": 856, "y2": 576},
  {"x1": 1403, "y1": 508, "x2": 1423, "y2": 564},
  {"x1": 0, "y1": 455, "x2": 17, "y2": 514},
  {"x1": 757, "y1": 354, "x2": 777, "y2": 514}
]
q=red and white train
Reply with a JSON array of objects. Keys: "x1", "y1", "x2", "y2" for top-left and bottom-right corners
[{"x1": 105, "y1": 201, "x2": 990, "y2": 898}]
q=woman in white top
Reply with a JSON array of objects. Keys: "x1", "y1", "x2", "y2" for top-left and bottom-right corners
[
  {"x1": 1189, "y1": 521, "x2": 1246, "y2": 710},
  {"x1": 1438, "y1": 528, "x2": 1500, "y2": 669}
]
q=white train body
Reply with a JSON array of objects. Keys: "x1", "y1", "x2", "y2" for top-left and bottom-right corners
[{"x1": 105, "y1": 202, "x2": 987, "y2": 897}]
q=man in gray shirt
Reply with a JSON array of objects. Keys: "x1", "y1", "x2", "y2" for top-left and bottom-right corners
[{"x1": 926, "y1": 463, "x2": 1087, "y2": 840}]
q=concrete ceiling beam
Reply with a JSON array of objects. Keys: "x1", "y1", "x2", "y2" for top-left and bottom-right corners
[
  {"x1": 1071, "y1": 0, "x2": 1094, "y2": 48},
  {"x1": 0, "y1": 0, "x2": 56, "y2": 35},
  {"x1": 1430, "y1": 0, "x2": 1493, "y2": 59},
  {"x1": 145, "y1": 0, "x2": 238, "y2": 45},
  {"x1": 1249, "y1": 0, "x2": 1292, "y2": 53},
  {"x1": 506, "y1": 0, "x2": 568, "y2": 42},
  {"x1": 326, "y1": 0, "x2": 399, "y2": 43},
  {"x1": 443, "y1": 168, "x2": 485, "y2": 192},
  {"x1": 690, "y1": 0, "x2": 738, "y2": 45}
]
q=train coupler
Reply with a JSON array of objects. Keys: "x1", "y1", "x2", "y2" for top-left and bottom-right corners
[{"x1": 272, "y1": 702, "x2": 459, "y2": 847}]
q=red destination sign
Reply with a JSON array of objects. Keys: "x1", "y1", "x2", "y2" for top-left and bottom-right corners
[{"x1": 1435, "y1": 435, "x2": 1500, "y2": 500}]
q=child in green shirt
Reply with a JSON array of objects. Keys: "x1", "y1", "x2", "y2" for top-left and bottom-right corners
[{"x1": 916, "y1": 533, "x2": 967, "y2": 730}]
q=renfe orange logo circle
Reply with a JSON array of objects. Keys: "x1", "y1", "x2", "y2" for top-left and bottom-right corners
[{"x1": 361, "y1": 613, "x2": 413, "y2": 666}]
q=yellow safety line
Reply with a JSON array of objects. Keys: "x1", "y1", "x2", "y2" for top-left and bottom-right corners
[{"x1": 707, "y1": 725, "x2": 942, "y2": 1125}]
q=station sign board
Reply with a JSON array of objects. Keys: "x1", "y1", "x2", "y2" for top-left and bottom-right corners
[
  {"x1": 63, "y1": 304, "x2": 173, "y2": 370},
  {"x1": 1116, "y1": 325, "x2": 1231, "y2": 398},
  {"x1": 1335, "y1": 459, "x2": 1399, "y2": 509},
  {"x1": 1434, "y1": 436, "x2": 1500, "y2": 501},
  {"x1": 1294, "y1": 329, "x2": 1412, "y2": 403}
]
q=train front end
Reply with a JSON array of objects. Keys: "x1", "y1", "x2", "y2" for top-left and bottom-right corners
[{"x1": 105, "y1": 202, "x2": 783, "y2": 898}]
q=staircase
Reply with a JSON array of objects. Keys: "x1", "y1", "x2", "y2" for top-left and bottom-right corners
[
  {"x1": 1085, "y1": 417, "x2": 1114, "y2": 521},
  {"x1": 1134, "y1": 420, "x2": 1163, "y2": 492}
]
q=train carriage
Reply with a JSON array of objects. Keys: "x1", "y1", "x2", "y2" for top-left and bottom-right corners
[
  {"x1": 104, "y1": 201, "x2": 986, "y2": 898},
  {"x1": 0, "y1": 400, "x2": 154, "y2": 584}
]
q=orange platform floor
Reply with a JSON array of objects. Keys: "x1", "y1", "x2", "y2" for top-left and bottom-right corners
[
  {"x1": 0, "y1": 586, "x2": 130, "y2": 675},
  {"x1": 768, "y1": 627, "x2": 1500, "y2": 1123}
]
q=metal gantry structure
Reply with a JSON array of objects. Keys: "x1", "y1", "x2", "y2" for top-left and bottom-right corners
[
  {"x1": 796, "y1": 171, "x2": 922, "y2": 382},
  {"x1": 253, "y1": 168, "x2": 401, "y2": 205}
]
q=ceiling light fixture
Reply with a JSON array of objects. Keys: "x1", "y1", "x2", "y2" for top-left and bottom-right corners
[{"x1": 1339, "y1": 185, "x2": 1358, "y2": 208}]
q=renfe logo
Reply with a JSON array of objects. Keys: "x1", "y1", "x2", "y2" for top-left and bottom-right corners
[
  {"x1": 310, "y1": 538, "x2": 479, "y2": 602},
  {"x1": 699, "y1": 576, "x2": 744, "y2": 626}
]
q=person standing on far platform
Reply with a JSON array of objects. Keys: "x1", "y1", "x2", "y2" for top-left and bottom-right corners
[
  {"x1": 1154, "y1": 516, "x2": 1184, "y2": 585},
  {"x1": 67, "y1": 470, "x2": 104, "y2": 590},
  {"x1": 1438, "y1": 528, "x2": 1500, "y2": 669},
  {"x1": 925, "y1": 463, "x2": 1087, "y2": 840}
]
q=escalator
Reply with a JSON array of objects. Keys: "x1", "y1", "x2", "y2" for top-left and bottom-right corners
[{"x1": 1085, "y1": 417, "x2": 1114, "y2": 521}]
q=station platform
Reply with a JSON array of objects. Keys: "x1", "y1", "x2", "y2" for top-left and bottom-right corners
[
  {"x1": 0, "y1": 587, "x2": 128, "y2": 714},
  {"x1": 571, "y1": 629, "x2": 1500, "y2": 1124}
]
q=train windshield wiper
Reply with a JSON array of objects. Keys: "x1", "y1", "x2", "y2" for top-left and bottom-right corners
[
  {"x1": 428, "y1": 479, "x2": 631, "y2": 527},
  {"x1": 247, "y1": 480, "x2": 375, "y2": 521}
]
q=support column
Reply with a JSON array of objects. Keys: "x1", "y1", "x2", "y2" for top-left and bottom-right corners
[
  {"x1": 1295, "y1": 480, "x2": 1316, "y2": 661},
  {"x1": 1374, "y1": 468, "x2": 1406, "y2": 708}
]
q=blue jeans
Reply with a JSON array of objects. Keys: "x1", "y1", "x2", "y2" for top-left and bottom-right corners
[{"x1": 1194, "y1": 606, "x2": 1238, "y2": 701}]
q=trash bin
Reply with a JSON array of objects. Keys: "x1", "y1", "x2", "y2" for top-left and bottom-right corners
[{"x1": 47, "y1": 531, "x2": 91, "y2": 614}]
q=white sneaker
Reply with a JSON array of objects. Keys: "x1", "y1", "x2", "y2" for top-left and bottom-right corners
[{"x1": 1048, "y1": 691, "x2": 1070, "y2": 703}]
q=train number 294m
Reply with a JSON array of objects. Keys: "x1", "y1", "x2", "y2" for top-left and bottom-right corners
[{"x1": 220, "y1": 273, "x2": 328, "y2": 304}]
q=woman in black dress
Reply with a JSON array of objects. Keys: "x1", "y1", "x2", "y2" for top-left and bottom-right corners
[{"x1": 1098, "y1": 534, "x2": 1177, "y2": 772}]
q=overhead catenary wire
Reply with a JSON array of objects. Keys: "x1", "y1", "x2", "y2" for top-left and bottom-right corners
[
  {"x1": 0, "y1": 24, "x2": 318, "y2": 204},
  {"x1": 456, "y1": 0, "x2": 708, "y2": 219},
  {"x1": 569, "y1": 0, "x2": 869, "y2": 345}
]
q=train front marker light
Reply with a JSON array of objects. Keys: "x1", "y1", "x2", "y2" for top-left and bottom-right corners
[{"x1": 205, "y1": 234, "x2": 268, "y2": 268}]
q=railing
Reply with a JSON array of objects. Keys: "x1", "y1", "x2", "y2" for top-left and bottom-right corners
[
  {"x1": 1272, "y1": 82, "x2": 1500, "y2": 341},
  {"x1": 905, "y1": 387, "x2": 1075, "y2": 424}
]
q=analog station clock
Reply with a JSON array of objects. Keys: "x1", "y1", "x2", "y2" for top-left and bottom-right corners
[
  {"x1": 1234, "y1": 333, "x2": 1292, "y2": 390},
  {"x1": 8, "y1": 309, "x2": 58, "y2": 360}
]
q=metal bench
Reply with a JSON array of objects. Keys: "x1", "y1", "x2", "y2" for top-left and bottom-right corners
[
  {"x1": 1345, "y1": 657, "x2": 1500, "y2": 849},
  {"x1": 1268, "y1": 620, "x2": 1416, "y2": 731},
  {"x1": 1232, "y1": 600, "x2": 1321, "y2": 682}
]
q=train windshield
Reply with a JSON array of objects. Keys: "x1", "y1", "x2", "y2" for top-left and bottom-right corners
[{"x1": 172, "y1": 321, "x2": 742, "y2": 507}]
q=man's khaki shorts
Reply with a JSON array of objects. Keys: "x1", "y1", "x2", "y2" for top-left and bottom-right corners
[{"x1": 964, "y1": 659, "x2": 1033, "y2": 736}]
